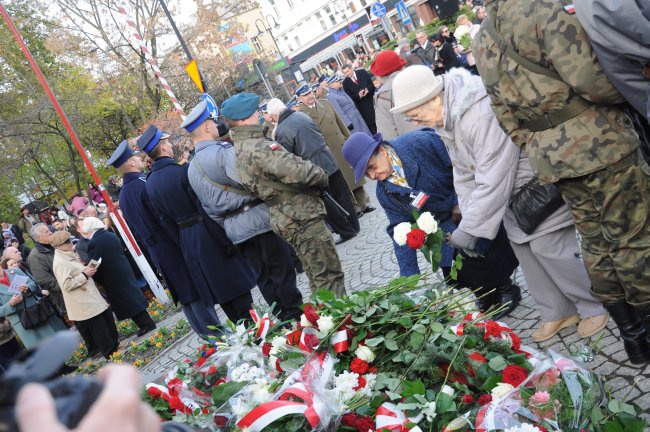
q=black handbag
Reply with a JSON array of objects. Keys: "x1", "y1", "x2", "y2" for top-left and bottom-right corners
[
  {"x1": 18, "y1": 295, "x2": 57, "y2": 330},
  {"x1": 508, "y1": 177, "x2": 565, "y2": 235},
  {"x1": 320, "y1": 190, "x2": 352, "y2": 225}
]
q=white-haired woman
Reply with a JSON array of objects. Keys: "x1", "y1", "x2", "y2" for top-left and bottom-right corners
[
  {"x1": 84, "y1": 217, "x2": 156, "y2": 337},
  {"x1": 390, "y1": 65, "x2": 609, "y2": 343}
]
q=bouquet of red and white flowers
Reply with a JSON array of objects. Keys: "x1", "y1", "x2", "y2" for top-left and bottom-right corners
[{"x1": 392, "y1": 211, "x2": 445, "y2": 271}]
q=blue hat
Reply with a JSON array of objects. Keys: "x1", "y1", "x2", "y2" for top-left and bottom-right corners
[
  {"x1": 106, "y1": 140, "x2": 139, "y2": 168},
  {"x1": 342, "y1": 132, "x2": 383, "y2": 182},
  {"x1": 259, "y1": 103, "x2": 268, "y2": 113},
  {"x1": 181, "y1": 100, "x2": 215, "y2": 133},
  {"x1": 137, "y1": 125, "x2": 170, "y2": 155},
  {"x1": 295, "y1": 84, "x2": 313, "y2": 97},
  {"x1": 326, "y1": 74, "x2": 344, "y2": 84},
  {"x1": 221, "y1": 93, "x2": 260, "y2": 120},
  {"x1": 311, "y1": 84, "x2": 320, "y2": 92}
]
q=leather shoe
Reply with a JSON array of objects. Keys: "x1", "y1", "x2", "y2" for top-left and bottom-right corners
[
  {"x1": 578, "y1": 313, "x2": 609, "y2": 338},
  {"x1": 532, "y1": 315, "x2": 579, "y2": 342},
  {"x1": 137, "y1": 323, "x2": 157, "y2": 337},
  {"x1": 356, "y1": 211, "x2": 364, "y2": 218},
  {"x1": 335, "y1": 234, "x2": 355, "y2": 245},
  {"x1": 363, "y1": 206, "x2": 376, "y2": 213}
]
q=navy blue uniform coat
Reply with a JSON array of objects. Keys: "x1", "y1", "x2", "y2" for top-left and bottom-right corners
[
  {"x1": 119, "y1": 172, "x2": 198, "y2": 305},
  {"x1": 87, "y1": 229, "x2": 148, "y2": 320},
  {"x1": 145, "y1": 157, "x2": 255, "y2": 305}
]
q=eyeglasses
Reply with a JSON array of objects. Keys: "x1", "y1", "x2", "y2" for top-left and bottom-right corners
[{"x1": 441, "y1": 29, "x2": 449, "y2": 33}]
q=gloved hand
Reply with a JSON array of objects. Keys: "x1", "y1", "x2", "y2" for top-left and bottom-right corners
[{"x1": 447, "y1": 229, "x2": 482, "y2": 258}]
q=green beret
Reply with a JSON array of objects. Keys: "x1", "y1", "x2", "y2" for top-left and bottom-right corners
[{"x1": 221, "y1": 93, "x2": 260, "y2": 120}]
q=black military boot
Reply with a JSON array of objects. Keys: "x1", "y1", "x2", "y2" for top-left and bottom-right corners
[
  {"x1": 604, "y1": 302, "x2": 650, "y2": 365},
  {"x1": 489, "y1": 281, "x2": 521, "y2": 320}
]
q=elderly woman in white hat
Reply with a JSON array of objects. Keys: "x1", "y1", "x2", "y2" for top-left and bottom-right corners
[{"x1": 390, "y1": 65, "x2": 609, "y2": 343}]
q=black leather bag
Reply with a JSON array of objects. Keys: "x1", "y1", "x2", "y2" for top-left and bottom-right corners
[
  {"x1": 18, "y1": 296, "x2": 57, "y2": 330},
  {"x1": 508, "y1": 177, "x2": 565, "y2": 235}
]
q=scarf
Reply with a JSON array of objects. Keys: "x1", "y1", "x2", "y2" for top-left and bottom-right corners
[{"x1": 386, "y1": 146, "x2": 409, "y2": 188}]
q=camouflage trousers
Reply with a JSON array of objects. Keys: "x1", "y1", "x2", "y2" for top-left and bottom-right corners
[
  {"x1": 557, "y1": 151, "x2": 650, "y2": 308},
  {"x1": 285, "y1": 219, "x2": 347, "y2": 297}
]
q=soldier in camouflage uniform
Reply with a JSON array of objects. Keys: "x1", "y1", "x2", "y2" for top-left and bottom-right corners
[
  {"x1": 473, "y1": 0, "x2": 650, "y2": 363},
  {"x1": 221, "y1": 93, "x2": 347, "y2": 297}
]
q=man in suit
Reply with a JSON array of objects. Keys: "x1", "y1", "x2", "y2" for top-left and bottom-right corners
[{"x1": 341, "y1": 64, "x2": 377, "y2": 134}]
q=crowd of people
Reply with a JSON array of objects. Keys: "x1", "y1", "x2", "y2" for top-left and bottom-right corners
[{"x1": 1, "y1": 0, "x2": 648, "y2": 387}]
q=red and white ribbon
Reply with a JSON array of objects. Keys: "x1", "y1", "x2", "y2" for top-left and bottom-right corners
[
  {"x1": 115, "y1": 3, "x2": 186, "y2": 120},
  {"x1": 250, "y1": 309, "x2": 274, "y2": 340},
  {"x1": 330, "y1": 329, "x2": 349, "y2": 353},
  {"x1": 299, "y1": 327, "x2": 319, "y2": 353},
  {"x1": 375, "y1": 402, "x2": 423, "y2": 432}
]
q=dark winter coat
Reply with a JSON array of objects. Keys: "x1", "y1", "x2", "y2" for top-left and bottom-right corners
[
  {"x1": 87, "y1": 228, "x2": 148, "y2": 320},
  {"x1": 145, "y1": 157, "x2": 255, "y2": 305},
  {"x1": 119, "y1": 171, "x2": 198, "y2": 305},
  {"x1": 27, "y1": 243, "x2": 65, "y2": 312},
  {"x1": 342, "y1": 68, "x2": 377, "y2": 133}
]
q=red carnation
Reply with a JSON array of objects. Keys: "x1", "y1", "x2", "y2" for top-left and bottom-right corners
[
  {"x1": 477, "y1": 394, "x2": 492, "y2": 406},
  {"x1": 509, "y1": 332, "x2": 521, "y2": 351},
  {"x1": 205, "y1": 347, "x2": 216, "y2": 357},
  {"x1": 406, "y1": 228, "x2": 427, "y2": 250},
  {"x1": 147, "y1": 386, "x2": 163, "y2": 398},
  {"x1": 462, "y1": 394, "x2": 475, "y2": 404},
  {"x1": 468, "y1": 352, "x2": 487, "y2": 363},
  {"x1": 354, "y1": 375, "x2": 367, "y2": 391},
  {"x1": 483, "y1": 321, "x2": 502, "y2": 340},
  {"x1": 502, "y1": 364, "x2": 528, "y2": 387},
  {"x1": 303, "y1": 304, "x2": 320, "y2": 325},
  {"x1": 169, "y1": 396, "x2": 193, "y2": 415},
  {"x1": 262, "y1": 342, "x2": 272, "y2": 357},
  {"x1": 196, "y1": 357, "x2": 206, "y2": 368},
  {"x1": 342, "y1": 413, "x2": 375, "y2": 432},
  {"x1": 350, "y1": 358, "x2": 369, "y2": 374}
]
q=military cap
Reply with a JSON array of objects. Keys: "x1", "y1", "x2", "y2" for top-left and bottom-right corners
[
  {"x1": 295, "y1": 84, "x2": 313, "y2": 97},
  {"x1": 287, "y1": 100, "x2": 300, "y2": 109},
  {"x1": 181, "y1": 100, "x2": 215, "y2": 133},
  {"x1": 221, "y1": 93, "x2": 260, "y2": 120},
  {"x1": 258, "y1": 103, "x2": 268, "y2": 113},
  {"x1": 106, "y1": 140, "x2": 139, "y2": 168},
  {"x1": 326, "y1": 74, "x2": 344, "y2": 84},
  {"x1": 137, "y1": 125, "x2": 170, "y2": 155}
]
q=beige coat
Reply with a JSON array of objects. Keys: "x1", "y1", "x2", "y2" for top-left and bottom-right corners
[
  {"x1": 52, "y1": 249, "x2": 109, "y2": 321},
  {"x1": 301, "y1": 99, "x2": 366, "y2": 190},
  {"x1": 373, "y1": 71, "x2": 419, "y2": 140}
]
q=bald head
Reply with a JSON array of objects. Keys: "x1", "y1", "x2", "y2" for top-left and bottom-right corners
[{"x1": 2, "y1": 246, "x2": 21, "y2": 263}]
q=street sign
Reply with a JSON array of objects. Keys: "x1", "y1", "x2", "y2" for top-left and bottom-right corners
[
  {"x1": 184, "y1": 58, "x2": 204, "y2": 93},
  {"x1": 201, "y1": 93, "x2": 218, "y2": 118},
  {"x1": 395, "y1": 0, "x2": 412, "y2": 25},
  {"x1": 371, "y1": 2, "x2": 386, "y2": 18}
]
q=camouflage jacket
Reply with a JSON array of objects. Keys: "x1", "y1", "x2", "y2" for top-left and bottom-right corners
[
  {"x1": 472, "y1": 0, "x2": 640, "y2": 183},
  {"x1": 231, "y1": 124, "x2": 328, "y2": 239}
]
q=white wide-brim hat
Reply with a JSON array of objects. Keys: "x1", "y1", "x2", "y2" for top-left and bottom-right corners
[{"x1": 390, "y1": 65, "x2": 444, "y2": 114}]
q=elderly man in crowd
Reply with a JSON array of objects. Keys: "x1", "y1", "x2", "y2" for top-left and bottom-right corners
[
  {"x1": 325, "y1": 75, "x2": 372, "y2": 137},
  {"x1": 222, "y1": 92, "x2": 346, "y2": 296},
  {"x1": 27, "y1": 223, "x2": 66, "y2": 314}
]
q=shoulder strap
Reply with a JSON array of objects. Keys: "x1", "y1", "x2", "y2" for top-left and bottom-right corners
[
  {"x1": 193, "y1": 158, "x2": 253, "y2": 197},
  {"x1": 483, "y1": 13, "x2": 561, "y2": 81}
]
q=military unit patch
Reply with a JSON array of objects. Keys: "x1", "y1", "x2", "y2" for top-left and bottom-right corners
[{"x1": 269, "y1": 143, "x2": 280, "y2": 150}]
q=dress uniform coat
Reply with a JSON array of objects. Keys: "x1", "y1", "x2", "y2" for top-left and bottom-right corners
[
  {"x1": 87, "y1": 228, "x2": 149, "y2": 321},
  {"x1": 119, "y1": 172, "x2": 198, "y2": 305},
  {"x1": 145, "y1": 157, "x2": 255, "y2": 307},
  {"x1": 342, "y1": 68, "x2": 377, "y2": 134},
  {"x1": 326, "y1": 88, "x2": 371, "y2": 136}
]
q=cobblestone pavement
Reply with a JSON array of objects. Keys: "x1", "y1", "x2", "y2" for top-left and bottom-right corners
[{"x1": 140, "y1": 182, "x2": 649, "y2": 421}]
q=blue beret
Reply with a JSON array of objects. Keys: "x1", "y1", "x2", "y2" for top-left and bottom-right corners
[
  {"x1": 106, "y1": 140, "x2": 138, "y2": 168},
  {"x1": 295, "y1": 84, "x2": 313, "y2": 97},
  {"x1": 181, "y1": 100, "x2": 214, "y2": 132},
  {"x1": 221, "y1": 93, "x2": 260, "y2": 120},
  {"x1": 137, "y1": 125, "x2": 169, "y2": 155}
]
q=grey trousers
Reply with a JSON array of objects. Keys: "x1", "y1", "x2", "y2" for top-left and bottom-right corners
[{"x1": 509, "y1": 226, "x2": 605, "y2": 322}]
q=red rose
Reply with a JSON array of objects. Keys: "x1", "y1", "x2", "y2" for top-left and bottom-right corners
[
  {"x1": 215, "y1": 415, "x2": 229, "y2": 428},
  {"x1": 342, "y1": 413, "x2": 374, "y2": 432},
  {"x1": 462, "y1": 394, "x2": 475, "y2": 404},
  {"x1": 303, "y1": 304, "x2": 320, "y2": 325},
  {"x1": 262, "y1": 342, "x2": 272, "y2": 357},
  {"x1": 477, "y1": 394, "x2": 492, "y2": 406},
  {"x1": 207, "y1": 365, "x2": 217, "y2": 375},
  {"x1": 354, "y1": 375, "x2": 367, "y2": 391},
  {"x1": 468, "y1": 352, "x2": 487, "y2": 363},
  {"x1": 286, "y1": 330, "x2": 300, "y2": 345},
  {"x1": 509, "y1": 332, "x2": 521, "y2": 351},
  {"x1": 346, "y1": 328, "x2": 356, "y2": 341},
  {"x1": 483, "y1": 321, "x2": 502, "y2": 340},
  {"x1": 406, "y1": 228, "x2": 427, "y2": 250},
  {"x1": 205, "y1": 347, "x2": 216, "y2": 357},
  {"x1": 303, "y1": 333, "x2": 319, "y2": 350},
  {"x1": 350, "y1": 358, "x2": 369, "y2": 374},
  {"x1": 502, "y1": 364, "x2": 528, "y2": 387},
  {"x1": 147, "y1": 386, "x2": 163, "y2": 398},
  {"x1": 169, "y1": 396, "x2": 193, "y2": 415},
  {"x1": 196, "y1": 357, "x2": 206, "y2": 368}
]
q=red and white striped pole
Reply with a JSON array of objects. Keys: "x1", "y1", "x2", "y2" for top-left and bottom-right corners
[{"x1": 116, "y1": 4, "x2": 186, "y2": 119}]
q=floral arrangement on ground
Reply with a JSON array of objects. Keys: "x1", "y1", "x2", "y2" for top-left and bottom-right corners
[{"x1": 142, "y1": 276, "x2": 646, "y2": 432}]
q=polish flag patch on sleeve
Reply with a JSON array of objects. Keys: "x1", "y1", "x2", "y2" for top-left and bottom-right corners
[{"x1": 269, "y1": 143, "x2": 280, "y2": 150}]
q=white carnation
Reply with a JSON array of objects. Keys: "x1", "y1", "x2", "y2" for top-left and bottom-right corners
[
  {"x1": 250, "y1": 384, "x2": 273, "y2": 404},
  {"x1": 334, "y1": 371, "x2": 359, "y2": 401},
  {"x1": 417, "y1": 212, "x2": 438, "y2": 234},
  {"x1": 491, "y1": 382, "x2": 515, "y2": 400},
  {"x1": 300, "y1": 314, "x2": 313, "y2": 327},
  {"x1": 316, "y1": 315, "x2": 335, "y2": 333},
  {"x1": 504, "y1": 424, "x2": 542, "y2": 432},
  {"x1": 422, "y1": 401, "x2": 437, "y2": 421},
  {"x1": 440, "y1": 384, "x2": 455, "y2": 397},
  {"x1": 354, "y1": 345, "x2": 376, "y2": 362},
  {"x1": 269, "y1": 335, "x2": 287, "y2": 356},
  {"x1": 393, "y1": 222, "x2": 412, "y2": 246},
  {"x1": 230, "y1": 364, "x2": 265, "y2": 382}
]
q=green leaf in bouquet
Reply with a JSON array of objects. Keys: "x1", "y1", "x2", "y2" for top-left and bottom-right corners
[
  {"x1": 611, "y1": 413, "x2": 647, "y2": 432},
  {"x1": 352, "y1": 315, "x2": 367, "y2": 324},
  {"x1": 392, "y1": 351, "x2": 417, "y2": 363},
  {"x1": 332, "y1": 299, "x2": 346, "y2": 309},
  {"x1": 411, "y1": 208, "x2": 421, "y2": 222},
  {"x1": 375, "y1": 373, "x2": 402, "y2": 391},
  {"x1": 482, "y1": 375, "x2": 501, "y2": 392},
  {"x1": 384, "y1": 338, "x2": 399, "y2": 351},
  {"x1": 398, "y1": 316, "x2": 414, "y2": 328},
  {"x1": 386, "y1": 330, "x2": 399, "y2": 339},
  {"x1": 401, "y1": 380, "x2": 426, "y2": 397},
  {"x1": 436, "y1": 393, "x2": 456, "y2": 413},
  {"x1": 410, "y1": 332, "x2": 425, "y2": 350},
  {"x1": 364, "y1": 336, "x2": 385, "y2": 347},
  {"x1": 212, "y1": 381, "x2": 248, "y2": 405},
  {"x1": 412, "y1": 323, "x2": 427, "y2": 334},
  {"x1": 396, "y1": 402, "x2": 418, "y2": 411},
  {"x1": 430, "y1": 322, "x2": 445, "y2": 334},
  {"x1": 442, "y1": 332, "x2": 458, "y2": 342},
  {"x1": 607, "y1": 400, "x2": 638, "y2": 416},
  {"x1": 366, "y1": 306, "x2": 378, "y2": 317},
  {"x1": 316, "y1": 289, "x2": 336, "y2": 302},
  {"x1": 280, "y1": 356, "x2": 306, "y2": 372},
  {"x1": 488, "y1": 355, "x2": 508, "y2": 371},
  {"x1": 386, "y1": 391, "x2": 402, "y2": 401},
  {"x1": 603, "y1": 421, "x2": 625, "y2": 432},
  {"x1": 591, "y1": 406, "x2": 605, "y2": 425}
]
